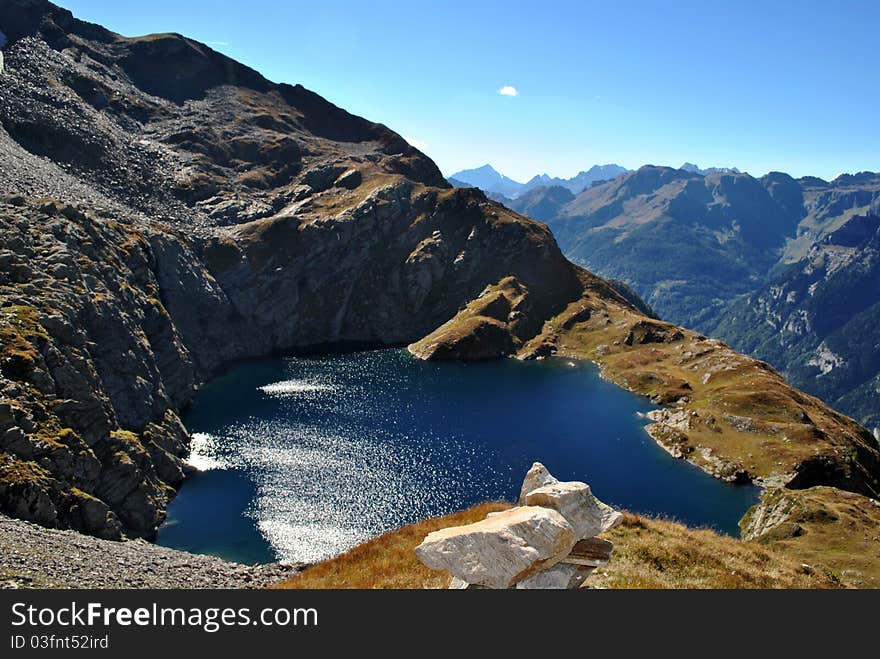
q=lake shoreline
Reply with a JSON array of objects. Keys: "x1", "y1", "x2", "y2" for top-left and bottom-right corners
[{"x1": 157, "y1": 350, "x2": 759, "y2": 566}]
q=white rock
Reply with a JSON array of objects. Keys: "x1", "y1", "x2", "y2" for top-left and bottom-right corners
[
  {"x1": 515, "y1": 563, "x2": 581, "y2": 589},
  {"x1": 448, "y1": 576, "x2": 470, "y2": 589},
  {"x1": 524, "y1": 480, "x2": 622, "y2": 538},
  {"x1": 598, "y1": 501, "x2": 623, "y2": 533},
  {"x1": 569, "y1": 566, "x2": 595, "y2": 588},
  {"x1": 416, "y1": 506, "x2": 576, "y2": 589},
  {"x1": 518, "y1": 462, "x2": 558, "y2": 503}
]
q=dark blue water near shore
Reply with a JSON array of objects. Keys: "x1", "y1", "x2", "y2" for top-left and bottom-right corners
[{"x1": 156, "y1": 350, "x2": 759, "y2": 564}]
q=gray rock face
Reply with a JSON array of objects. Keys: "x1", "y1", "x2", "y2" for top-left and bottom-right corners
[
  {"x1": 0, "y1": 2, "x2": 603, "y2": 540},
  {"x1": 515, "y1": 563, "x2": 583, "y2": 589}
]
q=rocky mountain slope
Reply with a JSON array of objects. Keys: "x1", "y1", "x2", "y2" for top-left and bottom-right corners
[
  {"x1": 0, "y1": 0, "x2": 877, "y2": 556},
  {"x1": 511, "y1": 166, "x2": 805, "y2": 327},
  {"x1": 707, "y1": 211, "x2": 880, "y2": 431},
  {"x1": 740, "y1": 485, "x2": 880, "y2": 588},
  {"x1": 507, "y1": 167, "x2": 880, "y2": 431},
  {"x1": 0, "y1": 0, "x2": 594, "y2": 539}
]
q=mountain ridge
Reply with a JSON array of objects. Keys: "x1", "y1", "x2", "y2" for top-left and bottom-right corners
[
  {"x1": 0, "y1": 0, "x2": 877, "y2": 560},
  {"x1": 0, "y1": 0, "x2": 637, "y2": 538},
  {"x1": 503, "y1": 164, "x2": 880, "y2": 431},
  {"x1": 448, "y1": 163, "x2": 629, "y2": 198}
]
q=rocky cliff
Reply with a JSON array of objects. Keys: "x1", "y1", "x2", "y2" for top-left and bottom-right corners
[
  {"x1": 707, "y1": 211, "x2": 880, "y2": 433},
  {"x1": 0, "y1": 0, "x2": 878, "y2": 545},
  {"x1": 0, "y1": 0, "x2": 603, "y2": 539}
]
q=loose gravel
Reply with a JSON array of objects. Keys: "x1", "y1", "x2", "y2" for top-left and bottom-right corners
[{"x1": 0, "y1": 514, "x2": 300, "y2": 589}]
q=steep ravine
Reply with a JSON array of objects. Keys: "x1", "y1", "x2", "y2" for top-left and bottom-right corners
[{"x1": 0, "y1": 0, "x2": 878, "y2": 556}]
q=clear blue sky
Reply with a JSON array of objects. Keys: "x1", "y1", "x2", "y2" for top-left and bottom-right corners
[{"x1": 59, "y1": 0, "x2": 878, "y2": 181}]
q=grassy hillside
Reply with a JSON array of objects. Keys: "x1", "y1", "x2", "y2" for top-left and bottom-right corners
[
  {"x1": 506, "y1": 168, "x2": 880, "y2": 429},
  {"x1": 275, "y1": 502, "x2": 839, "y2": 589},
  {"x1": 741, "y1": 486, "x2": 880, "y2": 588}
]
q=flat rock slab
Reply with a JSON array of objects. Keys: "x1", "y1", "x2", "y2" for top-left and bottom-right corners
[
  {"x1": 416, "y1": 506, "x2": 576, "y2": 589},
  {"x1": 561, "y1": 537, "x2": 615, "y2": 568}
]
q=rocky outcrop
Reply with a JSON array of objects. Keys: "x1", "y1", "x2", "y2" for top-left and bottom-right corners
[
  {"x1": 523, "y1": 480, "x2": 622, "y2": 538},
  {"x1": 739, "y1": 486, "x2": 880, "y2": 587},
  {"x1": 0, "y1": 2, "x2": 619, "y2": 539},
  {"x1": 407, "y1": 276, "x2": 580, "y2": 360},
  {"x1": 417, "y1": 506, "x2": 577, "y2": 589},
  {"x1": 0, "y1": 0, "x2": 878, "y2": 547},
  {"x1": 416, "y1": 463, "x2": 620, "y2": 589}
]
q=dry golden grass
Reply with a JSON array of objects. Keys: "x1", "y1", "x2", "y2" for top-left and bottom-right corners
[
  {"x1": 742, "y1": 486, "x2": 880, "y2": 588},
  {"x1": 274, "y1": 503, "x2": 840, "y2": 590},
  {"x1": 275, "y1": 502, "x2": 509, "y2": 589},
  {"x1": 537, "y1": 297, "x2": 878, "y2": 490},
  {"x1": 591, "y1": 513, "x2": 837, "y2": 589}
]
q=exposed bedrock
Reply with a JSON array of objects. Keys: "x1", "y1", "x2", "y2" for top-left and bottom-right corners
[{"x1": 0, "y1": 0, "x2": 878, "y2": 544}]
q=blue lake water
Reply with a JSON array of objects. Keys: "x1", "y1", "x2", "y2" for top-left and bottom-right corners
[{"x1": 156, "y1": 349, "x2": 759, "y2": 564}]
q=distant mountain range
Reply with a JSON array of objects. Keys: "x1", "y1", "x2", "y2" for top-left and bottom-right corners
[
  {"x1": 502, "y1": 166, "x2": 880, "y2": 431},
  {"x1": 447, "y1": 165, "x2": 525, "y2": 198},
  {"x1": 448, "y1": 163, "x2": 629, "y2": 199},
  {"x1": 680, "y1": 162, "x2": 741, "y2": 176}
]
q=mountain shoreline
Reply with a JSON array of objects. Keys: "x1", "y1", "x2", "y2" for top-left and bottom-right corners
[
  {"x1": 497, "y1": 166, "x2": 880, "y2": 432},
  {"x1": 1, "y1": 0, "x2": 878, "y2": 588}
]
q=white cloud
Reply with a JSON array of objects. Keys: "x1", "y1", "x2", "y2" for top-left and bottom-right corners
[
  {"x1": 204, "y1": 40, "x2": 230, "y2": 46},
  {"x1": 404, "y1": 136, "x2": 429, "y2": 151},
  {"x1": 498, "y1": 85, "x2": 519, "y2": 97}
]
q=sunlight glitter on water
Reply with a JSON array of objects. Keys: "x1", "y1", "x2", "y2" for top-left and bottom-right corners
[
  {"x1": 257, "y1": 379, "x2": 336, "y2": 397},
  {"x1": 227, "y1": 416, "x2": 509, "y2": 563},
  {"x1": 180, "y1": 357, "x2": 512, "y2": 563},
  {"x1": 185, "y1": 432, "x2": 231, "y2": 471},
  {"x1": 160, "y1": 350, "x2": 759, "y2": 565}
]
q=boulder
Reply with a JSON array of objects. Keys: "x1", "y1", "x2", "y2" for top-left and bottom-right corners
[
  {"x1": 515, "y1": 563, "x2": 581, "y2": 589},
  {"x1": 416, "y1": 506, "x2": 576, "y2": 589},
  {"x1": 334, "y1": 168, "x2": 362, "y2": 190},
  {"x1": 518, "y1": 462, "x2": 558, "y2": 502},
  {"x1": 523, "y1": 477, "x2": 622, "y2": 538},
  {"x1": 448, "y1": 576, "x2": 489, "y2": 590},
  {"x1": 448, "y1": 576, "x2": 470, "y2": 589}
]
